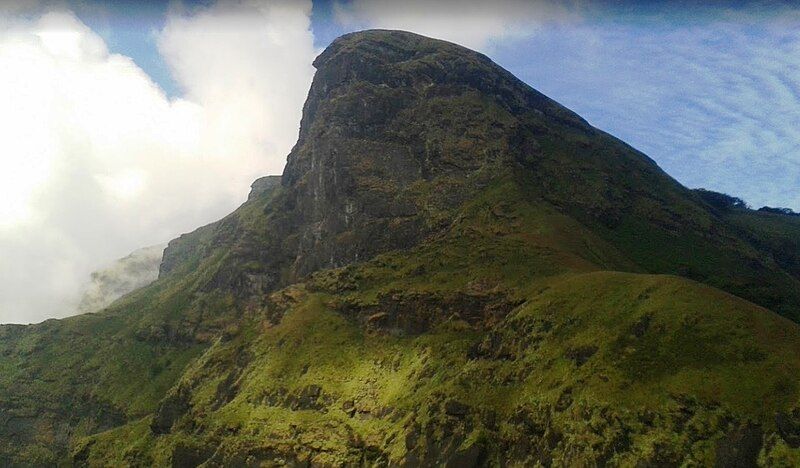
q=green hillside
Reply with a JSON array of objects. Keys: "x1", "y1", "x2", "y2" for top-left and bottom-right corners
[
  {"x1": 76, "y1": 178, "x2": 800, "y2": 466},
  {"x1": 2, "y1": 30, "x2": 800, "y2": 466}
]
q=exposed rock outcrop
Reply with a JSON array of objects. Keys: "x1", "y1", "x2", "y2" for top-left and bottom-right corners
[{"x1": 247, "y1": 175, "x2": 281, "y2": 201}]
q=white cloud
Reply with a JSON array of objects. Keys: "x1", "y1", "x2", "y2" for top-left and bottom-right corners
[
  {"x1": 0, "y1": 0, "x2": 315, "y2": 324},
  {"x1": 333, "y1": 0, "x2": 576, "y2": 51}
]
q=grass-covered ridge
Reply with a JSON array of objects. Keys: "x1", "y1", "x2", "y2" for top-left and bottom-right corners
[
  {"x1": 73, "y1": 179, "x2": 800, "y2": 466},
  {"x1": 77, "y1": 223, "x2": 800, "y2": 465}
]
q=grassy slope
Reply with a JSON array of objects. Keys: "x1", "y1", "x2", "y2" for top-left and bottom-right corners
[
  {"x1": 513, "y1": 121, "x2": 800, "y2": 322},
  {"x1": 76, "y1": 180, "x2": 800, "y2": 466},
  {"x1": 0, "y1": 269, "x2": 213, "y2": 465},
  {"x1": 0, "y1": 189, "x2": 285, "y2": 466},
  {"x1": 0, "y1": 138, "x2": 797, "y2": 464},
  {"x1": 723, "y1": 209, "x2": 800, "y2": 278}
]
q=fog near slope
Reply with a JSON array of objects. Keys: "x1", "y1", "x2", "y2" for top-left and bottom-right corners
[
  {"x1": 0, "y1": 0, "x2": 315, "y2": 324},
  {"x1": 75, "y1": 244, "x2": 165, "y2": 315}
]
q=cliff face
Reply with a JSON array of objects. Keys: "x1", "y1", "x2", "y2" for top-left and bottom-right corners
[
  {"x1": 247, "y1": 175, "x2": 281, "y2": 201},
  {"x1": 4, "y1": 30, "x2": 800, "y2": 466}
]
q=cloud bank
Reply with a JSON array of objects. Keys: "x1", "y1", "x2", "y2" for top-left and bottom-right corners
[
  {"x1": 76, "y1": 243, "x2": 165, "y2": 315},
  {"x1": 334, "y1": 0, "x2": 576, "y2": 51},
  {"x1": 0, "y1": 0, "x2": 315, "y2": 324}
]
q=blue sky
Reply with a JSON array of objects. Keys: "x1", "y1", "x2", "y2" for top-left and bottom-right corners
[
  {"x1": 69, "y1": 0, "x2": 345, "y2": 97},
  {"x1": 71, "y1": 1, "x2": 179, "y2": 94}
]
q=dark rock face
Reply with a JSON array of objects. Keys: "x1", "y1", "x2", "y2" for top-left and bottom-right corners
[
  {"x1": 714, "y1": 423, "x2": 763, "y2": 468},
  {"x1": 247, "y1": 175, "x2": 281, "y2": 201},
  {"x1": 565, "y1": 345, "x2": 598, "y2": 367},
  {"x1": 444, "y1": 400, "x2": 471, "y2": 417},
  {"x1": 170, "y1": 442, "x2": 214, "y2": 468},
  {"x1": 280, "y1": 30, "x2": 589, "y2": 279},
  {"x1": 150, "y1": 388, "x2": 190, "y2": 435},
  {"x1": 776, "y1": 409, "x2": 800, "y2": 447},
  {"x1": 0, "y1": 393, "x2": 125, "y2": 465},
  {"x1": 158, "y1": 220, "x2": 221, "y2": 278},
  {"x1": 335, "y1": 289, "x2": 522, "y2": 335}
]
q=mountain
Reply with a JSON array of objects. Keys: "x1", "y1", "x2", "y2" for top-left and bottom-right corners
[{"x1": 3, "y1": 29, "x2": 800, "y2": 466}]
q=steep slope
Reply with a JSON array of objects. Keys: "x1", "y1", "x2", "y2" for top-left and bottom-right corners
[
  {"x1": 78, "y1": 180, "x2": 800, "y2": 466},
  {"x1": 2, "y1": 29, "x2": 800, "y2": 466},
  {"x1": 0, "y1": 178, "x2": 286, "y2": 466}
]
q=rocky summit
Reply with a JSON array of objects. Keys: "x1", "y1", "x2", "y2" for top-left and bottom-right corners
[{"x1": 3, "y1": 30, "x2": 800, "y2": 467}]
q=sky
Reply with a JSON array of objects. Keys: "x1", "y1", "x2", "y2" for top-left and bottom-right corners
[{"x1": 0, "y1": 0, "x2": 799, "y2": 324}]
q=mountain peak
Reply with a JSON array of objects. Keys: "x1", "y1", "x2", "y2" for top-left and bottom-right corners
[
  {"x1": 7, "y1": 29, "x2": 800, "y2": 467},
  {"x1": 312, "y1": 29, "x2": 488, "y2": 69},
  {"x1": 299, "y1": 29, "x2": 588, "y2": 144}
]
